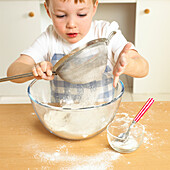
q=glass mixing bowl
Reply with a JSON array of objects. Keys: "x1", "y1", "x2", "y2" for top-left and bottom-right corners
[{"x1": 28, "y1": 76, "x2": 124, "y2": 140}]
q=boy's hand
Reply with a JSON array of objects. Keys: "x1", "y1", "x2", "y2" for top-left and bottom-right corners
[
  {"x1": 32, "y1": 61, "x2": 54, "y2": 80},
  {"x1": 113, "y1": 42, "x2": 132, "y2": 88}
]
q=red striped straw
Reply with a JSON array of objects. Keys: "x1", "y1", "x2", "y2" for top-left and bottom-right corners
[{"x1": 134, "y1": 98, "x2": 154, "y2": 122}]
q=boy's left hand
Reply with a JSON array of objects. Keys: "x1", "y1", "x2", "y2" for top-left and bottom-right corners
[{"x1": 113, "y1": 42, "x2": 132, "y2": 88}]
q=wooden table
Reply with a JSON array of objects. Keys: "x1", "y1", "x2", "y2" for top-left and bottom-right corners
[{"x1": 0, "y1": 101, "x2": 170, "y2": 169}]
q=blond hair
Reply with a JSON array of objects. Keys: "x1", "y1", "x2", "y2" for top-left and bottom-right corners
[{"x1": 45, "y1": 0, "x2": 97, "y2": 6}]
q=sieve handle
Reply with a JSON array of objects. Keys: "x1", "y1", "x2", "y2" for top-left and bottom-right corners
[
  {"x1": 0, "y1": 71, "x2": 56, "y2": 82},
  {"x1": 107, "y1": 31, "x2": 117, "y2": 45}
]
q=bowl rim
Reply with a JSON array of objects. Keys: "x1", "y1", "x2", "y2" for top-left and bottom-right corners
[{"x1": 27, "y1": 79, "x2": 124, "y2": 110}]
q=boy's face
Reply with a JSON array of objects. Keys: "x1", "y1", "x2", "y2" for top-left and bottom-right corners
[{"x1": 45, "y1": 0, "x2": 98, "y2": 44}]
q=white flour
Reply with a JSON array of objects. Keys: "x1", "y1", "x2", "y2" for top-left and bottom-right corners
[
  {"x1": 43, "y1": 106, "x2": 113, "y2": 139},
  {"x1": 111, "y1": 135, "x2": 139, "y2": 151},
  {"x1": 43, "y1": 94, "x2": 115, "y2": 139},
  {"x1": 34, "y1": 147, "x2": 121, "y2": 170}
]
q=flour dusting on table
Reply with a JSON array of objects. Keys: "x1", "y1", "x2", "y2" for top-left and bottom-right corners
[
  {"x1": 25, "y1": 112, "x2": 168, "y2": 169},
  {"x1": 34, "y1": 147, "x2": 121, "y2": 169}
]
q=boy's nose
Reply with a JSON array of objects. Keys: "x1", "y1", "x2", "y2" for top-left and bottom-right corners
[{"x1": 66, "y1": 17, "x2": 76, "y2": 29}]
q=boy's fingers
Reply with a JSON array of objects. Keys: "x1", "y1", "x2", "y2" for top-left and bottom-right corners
[
  {"x1": 113, "y1": 62, "x2": 125, "y2": 76},
  {"x1": 47, "y1": 70, "x2": 52, "y2": 76},
  {"x1": 32, "y1": 67, "x2": 38, "y2": 77},
  {"x1": 46, "y1": 64, "x2": 53, "y2": 76},
  {"x1": 112, "y1": 43, "x2": 132, "y2": 88},
  {"x1": 120, "y1": 42, "x2": 132, "y2": 56},
  {"x1": 113, "y1": 64, "x2": 120, "y2": 88},
  {"x1": 113, "y1": 76, "x2": 119, "y2": 88},
  {"x1": 120, "y1": 54, "x2": 127, "y2": 67},
  {"x1": 113, "y1": 59, "x2": 126, "y2": 88},
  {"x1": 36, "y1": 65, "x2": 44, "y2": 76},
  {"x1": 45, "y1": 75, "x2": 54, "y2": 80},
  {"x1": 32, "y1": 62, "x2": 54, "y2": 80},
  {"x1": 40, "y1": 61, "x2": 47, "y2": 73},
  {"x1": 124, "y1": 42, "x2": 132, "y2": 51}
]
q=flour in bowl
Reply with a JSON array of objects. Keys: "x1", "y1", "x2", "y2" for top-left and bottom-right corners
[
  {"x1": 43, "y1": 102, "x2": 114, "y2": 139},
  {"x1": 109, "y1": 135, "x2": 139, "y2": 152}
]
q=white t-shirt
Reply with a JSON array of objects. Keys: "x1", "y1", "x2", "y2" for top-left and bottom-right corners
[{"x1": 22, "y1": 20, "x2": 133, "y2": 65}]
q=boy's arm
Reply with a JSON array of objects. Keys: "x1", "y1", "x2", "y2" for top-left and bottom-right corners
[
  {"x1": 113, "y1": 43, "x2": 149, "y2": 87},
  {"x1": 7, "y1": 54, "x2": 36, "y2": 83},
  {"x1": 7, "y1": 54, "x2": 54, "y2": 83}
]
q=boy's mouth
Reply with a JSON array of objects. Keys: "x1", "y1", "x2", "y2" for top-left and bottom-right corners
[{"x1": 67, "y1": 33, "x2": 78, "y2": 38}]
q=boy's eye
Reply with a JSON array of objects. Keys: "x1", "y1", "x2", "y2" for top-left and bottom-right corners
[
  {"x1": 78, "y1": 14, "x2": 87, "y2": 17},
  {"x1": 56, "y1": 15, "x2": 66, "y2": 18}
]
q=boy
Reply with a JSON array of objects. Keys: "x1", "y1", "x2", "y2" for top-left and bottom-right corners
[{"x1": 7, "y1": 0, "x2": 149, "y2": 90}]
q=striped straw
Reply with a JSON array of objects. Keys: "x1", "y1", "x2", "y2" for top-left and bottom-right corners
[{"x1": 134, "y1": 98, "x2": 154, "y2": 122}]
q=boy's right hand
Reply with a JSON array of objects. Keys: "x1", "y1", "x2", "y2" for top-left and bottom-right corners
[{"x1": 32, "y1": 61, "x2": 54, "y2": 80}]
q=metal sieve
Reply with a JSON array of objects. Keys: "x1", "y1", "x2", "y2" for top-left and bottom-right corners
[{"x1": 0, "y1": 31, "x2": 116, "y2": 84}]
